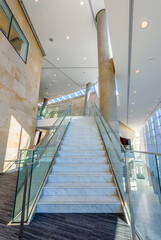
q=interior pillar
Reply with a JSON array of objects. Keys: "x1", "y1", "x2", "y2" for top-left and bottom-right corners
[
  {"x1": 40, "y1": 98, "x2": 48, "y2": 116},
  {"x1": 96, "y1": 9, "x2": 119, "y2": 136},
  {"x1": 83, "y1": 82, "x2": 92, "y2": 116}
]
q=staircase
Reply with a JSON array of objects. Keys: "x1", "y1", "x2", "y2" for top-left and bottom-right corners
[{"x1": 36, "y1": 116, "x2": 122, "y2": 213}]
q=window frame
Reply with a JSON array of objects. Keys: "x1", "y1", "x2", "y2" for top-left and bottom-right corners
[{"x1": 0, "y1": 0, "x2": 29, "y2": 64}]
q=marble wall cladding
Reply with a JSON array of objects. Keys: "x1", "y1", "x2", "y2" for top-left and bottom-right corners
[{"x1": 0, "y1": 0, "x2": 42, "y2": 172}]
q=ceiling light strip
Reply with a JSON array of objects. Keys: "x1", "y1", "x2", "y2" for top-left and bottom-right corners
[
  {"x1": 43, "y1": 58, "x2": 81, "y2": 87},
  {"x1": 127, "y1": 0, "x2": 134, "y2": 124},
  {"x1": 88, "y1": 0, "x2": 97, "y2": 29}
]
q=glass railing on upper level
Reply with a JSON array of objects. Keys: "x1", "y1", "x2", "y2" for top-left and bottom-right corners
[
  {"x1": 37, "y1": 102, "x2": 69, "y2": 119},
  {"x1": 12, "y1": 103, "x2": 72, "y2": 229},
  {"x1": 93, "y1": 103, "x2": 161, "y2": 240}
]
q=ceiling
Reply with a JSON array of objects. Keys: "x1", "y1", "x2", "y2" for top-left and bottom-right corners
[{"x1": 22, "y1": 0, "x2": 161, "y2": 132}]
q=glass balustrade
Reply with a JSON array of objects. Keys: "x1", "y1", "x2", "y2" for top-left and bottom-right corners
[
  {"x1": 12, "y1": 104, "x2": 72, "y2": 223},
  {"x1": 93, "y1": 103, "x2": 161, "y2": 240}
]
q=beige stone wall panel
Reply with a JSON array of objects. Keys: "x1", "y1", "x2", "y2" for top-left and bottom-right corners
[{"x1": 0, "y1": 0, "x2": 42, "y2": 172}]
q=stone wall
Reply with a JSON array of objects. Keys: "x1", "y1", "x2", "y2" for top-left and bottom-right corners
[
  {"x1": 0, "y1": 0, "x2": 42, "y2": 172},
  {"x1": 47, "y1": 92, "x2": 99, "y2": 116}
]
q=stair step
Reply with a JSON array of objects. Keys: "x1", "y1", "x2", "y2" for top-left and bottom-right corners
[
  {"x1": 58, "y1": 151, "x2": 106, "y2": 157},
  {"x1": 36, "y1": 195, "x2": 122, "y2": 213},
  {"x1": 47, "y1": 172, "x2": 113, "y2": 183},
  {"x1": 61, "y1": 141, "x2": 103, "y2": 146},
  {"x1": 60, "y1": 145, "x2": 104, "y2": 151},
  {"x1": 55, "y1": 157, "x2": 108, "y2": 164},
  {"x1": 52, "y1": 163, "x2": 109, "y2": 172},
  {"x1": 42, "y1": 182, "x2": 116, "y2": 196}
]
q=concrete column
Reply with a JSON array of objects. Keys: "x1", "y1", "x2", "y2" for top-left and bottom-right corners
[
  {"x1": 83, "y1": 82, "x2": 92, "y2": 116},
  {"x1": 96, "y1": 9, "x2": 119, "y2": 136},
  {"x1": 40, "y1": 98, "x2": 48, "y2": 116}
]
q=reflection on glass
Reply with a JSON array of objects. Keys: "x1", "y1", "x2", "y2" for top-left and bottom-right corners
[
  {"x1": 9, "y1": 17, "x2": 28, "y2": 62},
  {"x1": 0, "y1": 0, "x2": 12, "y2": 36}
]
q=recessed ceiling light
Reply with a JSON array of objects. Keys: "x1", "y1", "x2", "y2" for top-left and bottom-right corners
[
  {"x1": 66, "y1": 36, "x2": 70, "y2": 40},
  {"x1": 154, "y1": 99, "x2": 158, "y2": 102},
  {"x1": 80, "y1": 1, "x2": 84, "y2": 5},
  {"x1": 83, "y1": 57, "x2": 86, "y2": 60},
  {"x1": 35, "y1": 0, "x2": 38, "y2": 2},
  {"x1": 149, "y1": 56, "x2": 154, "y2": 60},
  {"x1": 67, "y1": 83, "x2": 70, "y2": 86},
  {"x1": 54, "y1": 74, "x2": 56, "y2": 77},
  {"x1": 49, "y1": 83, "x2": 52, "y2": 86},
  {"x1": 135, "y1": 70, "x2": 140, "y2": 73},
  {"x1": 133, "y1": 91, "x2": 136, "y2": 94},
  {"x1": 141, "y1": 21, "x2": 149, "y2": 29},
  {"x1": 57, "y1": 58, "x2": 60, "y2": 61},
  {"x1": 49, "y1": 38, "x2": 53, "y2": 42},
  {"x1": 131, "y1": 102, "x2": 135, "y2": 105}
]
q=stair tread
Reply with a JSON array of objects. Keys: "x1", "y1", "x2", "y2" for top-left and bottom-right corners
[
  {"x1": 38, "y1": 195, "x2": 120, "y2": 204},
  {"x1": 53, "y1": 163, "x2": 108, "y2": 166},
  {"x1": 59, "y1": 150, "x2": 106, "y2": 152},
  {"x1": 49, "y1": 172, "x2": 112, "y2": 176},
  {"x1": 45, "y1": 182, "x2": 115, "y2": 188},
  {"x1": 56, "y1": 157, "x2": 108, "y2": 159}
]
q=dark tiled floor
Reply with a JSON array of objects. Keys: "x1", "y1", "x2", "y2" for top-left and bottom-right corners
[{"x1": 0, "y1": 172, "x2": 132, "y2": 240}]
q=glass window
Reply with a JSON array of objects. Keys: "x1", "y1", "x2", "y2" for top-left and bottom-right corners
[
  {"x1": 9, "y1": 17, "x2": 28, "y2": 62},
  {"x1": 0, "y1": 0, "x2": 12, "y2": 36},
  {"x1": 0, "y1": 0, "x2": 28, "y2": 63}
]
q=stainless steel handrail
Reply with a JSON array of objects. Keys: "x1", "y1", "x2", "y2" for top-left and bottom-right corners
[
  {"x1": 94, "y1": 104, "x2": 136, "y2": 239},
  {"x1": 20, "y1": 103, "x2": 72, "y2": 154},
  {"x1": 18, "y1": 104, "x2": 72, "y2": 239},
  {"x1": 94, "y1": 103, "x2": 161, "y2": 240},
  {"x1": 94, "y1": 103, "x2": 161, "y2": 158}
]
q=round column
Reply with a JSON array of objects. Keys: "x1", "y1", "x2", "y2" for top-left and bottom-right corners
[
  {"x1": 83, "y1": 82, "x2": 92, "y2": 116},
  {"x1": 96, "y1": 9, "x2": 119, "y2": 136}
]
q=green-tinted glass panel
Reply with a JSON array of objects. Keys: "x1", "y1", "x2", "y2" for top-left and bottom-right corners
[
  {"x1": 9, "y1": 17, "x2": 28, "y2": 62},
  {"x1": 12, "y1": 104, "x2": 72, "y2": 223}
]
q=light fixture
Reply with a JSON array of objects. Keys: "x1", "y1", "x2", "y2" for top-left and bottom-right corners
[
  {"x1": 35, "y1": 0, "x2": 38, "y2": 2},
  {"x1": 57, "y1": 58, "x2": 60, "y2": 61},
  {"x1": 67, "y1": 83, "x2": 70, "y2": 86},
  {"x1": 83, "y1": 57, "x2": 86, "y2": 60},
  {"x1": 141, "y1": 21, "x2": 149, "y2": 29},
  {"x1": 133, "y1": 91, "x2": 136, "y2": 94},
  {"x1": 149, "y1": 56, "x2": 154, "y2": 60},
  {"x1": 131, "y1": 102, "x2": 135, "y2": 105},
  {"x1": 66, "y1": 36, "x2": 70, "y2": 40},
  {"x1": 135, "y1": 70, "x2": 140, "y2": 73},
  {"x1": 80, "y1": 1, "x2": 84, "y2": 5},
  {"x1": 49, "y1": 38, "x2": 53, "y2": 42},
  {"x1": 54, "y1": 74, "x2": 56, "y2": 77},
  {"x1": 49, "y1": 83, "x2": 52, "y2": 86},
  {"x1": 154, "y1": 99, "x2": 158, "y2": 102}
]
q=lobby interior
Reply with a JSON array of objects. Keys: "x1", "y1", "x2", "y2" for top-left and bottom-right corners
[{"x1": 0, "y1": 0, "x2": 161, "y2": 239}]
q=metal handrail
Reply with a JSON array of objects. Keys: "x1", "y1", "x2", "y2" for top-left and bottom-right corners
[
  {"x1": 94, "y1": 103, "x2": 161, "y2": 158},
  {"x1": 94, "y1": 104, "x2": 136, "y2": 239},
  {"x1": 18, "y1": 104, "x2": 72, "y2": 239},
  {"x1": 94, "y1": 103, "x2": 161, "y2": 240},
  {"x1": 20, "y1": 103, "x2": 72, "y2": 154}
]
